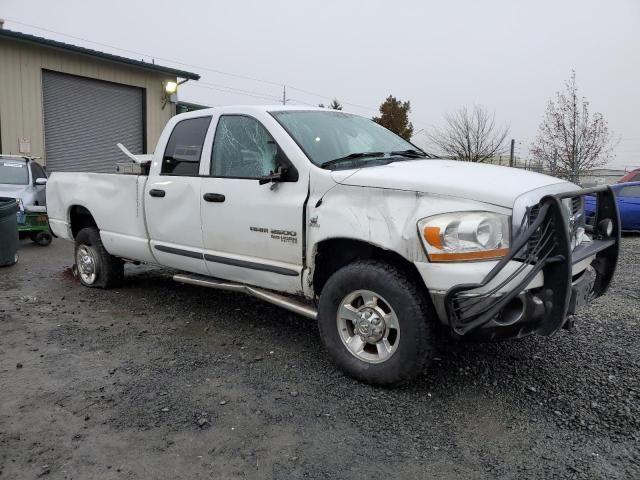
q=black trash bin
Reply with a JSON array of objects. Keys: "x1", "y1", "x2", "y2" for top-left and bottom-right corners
[{"x1": 0, "y1": 197, "x2": 19, "y2": 266}]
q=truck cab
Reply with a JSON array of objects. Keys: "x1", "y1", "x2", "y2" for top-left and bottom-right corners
[{"x1": 144, "y1": 108, "x2": 308, "y2": 291}]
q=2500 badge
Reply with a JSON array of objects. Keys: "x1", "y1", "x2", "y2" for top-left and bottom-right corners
[
  {"x1": 271, "y1": 229, "x2": 297, "y2": 244},
  {"x1": 250, "y1": 227, "x2": 298, "y2": 245}
]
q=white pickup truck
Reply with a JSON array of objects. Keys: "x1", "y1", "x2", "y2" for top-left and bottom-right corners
[{"x1": 47, "y1": 106, "x2": 620, "y2": 386}]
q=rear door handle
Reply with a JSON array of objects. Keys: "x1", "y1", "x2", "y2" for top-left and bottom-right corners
[
  {"x1": 203, "y1": 193, "x2": 225, "y2": 203},
  {"x1": 149, "y1": 189, "x2": 166, "y2": 198}
]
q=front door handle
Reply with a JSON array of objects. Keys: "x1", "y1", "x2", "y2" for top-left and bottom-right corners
[
  {"x1": 149, "y1": 189, "x2": 166, "y2": 198},
  {"x1": 203, "y1": 193, "x2": 226, "y2": 203}
]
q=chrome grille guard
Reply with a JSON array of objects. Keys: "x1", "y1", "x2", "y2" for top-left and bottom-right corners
[{"x1": 444, "y1": 186, "x2": 620, "y2": 336}]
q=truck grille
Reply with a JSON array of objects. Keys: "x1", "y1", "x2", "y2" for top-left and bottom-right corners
[
  {"x1": 571, "y1": 196, "x2": 582, "y2": 216},
  {"x1": 448, "y1": 200, "x2": 562, "y2": 333},
  {"x1": 526, "y1": 204, "x2": 542, "y2": 256},
  {"x1": 524, "y1": 196, "x2": 583, "y2": 257}
]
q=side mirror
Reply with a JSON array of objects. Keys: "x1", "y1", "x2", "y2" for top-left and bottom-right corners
[
  {"x1": 258, "y1": 165, "x2": 285, "y2": 186},
  {"x1": 35, "y1": 178, "x2": 48, "y2": 186}
]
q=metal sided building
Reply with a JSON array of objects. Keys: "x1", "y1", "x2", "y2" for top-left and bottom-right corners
[{"x1": 0, "y1": 26, "x2": 199, "y2": 172}]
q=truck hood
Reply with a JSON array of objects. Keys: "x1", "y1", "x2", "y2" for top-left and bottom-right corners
[{"x1": 330, "y1": 159, "x2": 569, "y2": 208}]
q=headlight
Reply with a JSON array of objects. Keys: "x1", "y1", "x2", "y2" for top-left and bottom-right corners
[{"x1": 418, "y1": 212, "x2": 510, "y2": 262}]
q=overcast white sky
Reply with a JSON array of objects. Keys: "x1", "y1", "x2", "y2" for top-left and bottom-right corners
[{"x1": 2, "y1": 0, "x2": 639, "y2": 168}]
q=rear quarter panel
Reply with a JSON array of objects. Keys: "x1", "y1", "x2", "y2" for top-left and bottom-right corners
[{"x1": 47, "y1": 172, "x2": 154, "y2": 262}]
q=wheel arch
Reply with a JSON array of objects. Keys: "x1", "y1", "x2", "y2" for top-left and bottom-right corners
[
  {"x1": 68, "y1": 204, "x2": 98, "y2": 239},
  {"x1": 311, "y1": 237, "x2": 426, "y2": 298}
]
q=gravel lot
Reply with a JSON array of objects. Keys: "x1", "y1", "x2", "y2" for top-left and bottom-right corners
[{"x1": 1, "y1": 237, "x2": 638, "y2": 479}]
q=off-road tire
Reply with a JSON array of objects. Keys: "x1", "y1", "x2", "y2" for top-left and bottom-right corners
[
  {"x1": 317, "y1": 260, "x2": 436, "y2": 387},
  {"x1": 74, "y1": 227, "x2": 124, "y2": 288}
]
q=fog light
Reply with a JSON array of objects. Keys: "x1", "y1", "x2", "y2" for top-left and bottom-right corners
[{"x1": 598, "y1": 219, "x2": 613, "y2": 237}]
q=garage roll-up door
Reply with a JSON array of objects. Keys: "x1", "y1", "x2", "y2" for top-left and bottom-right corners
[{"x1": 42, "y1": 70, "x2": 145, "y2": 173}]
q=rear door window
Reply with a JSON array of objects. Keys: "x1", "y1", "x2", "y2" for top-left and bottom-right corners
[
  {"x1": 161, "y1": 116, "x2": 212, "y2": 176},
  {"x1": 0, "y1": 160, "x2": 29, "y2": 185}
]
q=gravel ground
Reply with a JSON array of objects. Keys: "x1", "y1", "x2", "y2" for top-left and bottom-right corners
[{"x1": 0, "y1": 237, "x2": 638, "y2": 479}]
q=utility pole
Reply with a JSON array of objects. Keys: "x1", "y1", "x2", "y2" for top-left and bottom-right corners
[
  {"x1": 509, "y1": 139, "x2": 515, "y2": 167},
  {"x1": 282, "y1": 85, "x2": 287, "y2": 105}
]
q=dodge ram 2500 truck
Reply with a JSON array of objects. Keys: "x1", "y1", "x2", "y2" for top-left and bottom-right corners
[{"x1": 47, "y1": 106, "x2": 620, "y2": 386}]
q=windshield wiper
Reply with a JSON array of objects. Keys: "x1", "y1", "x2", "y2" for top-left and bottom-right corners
[
  {"x1": 320, "y1": 151, "x2": 385, "y2": 168},
  {"x1": 388, "y1": 149, "x2": 428, "y2": 158}
]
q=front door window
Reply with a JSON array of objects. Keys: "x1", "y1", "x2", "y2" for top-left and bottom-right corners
[{"x1": 211, "y1": 115, "x2": 278, "y2": 178}]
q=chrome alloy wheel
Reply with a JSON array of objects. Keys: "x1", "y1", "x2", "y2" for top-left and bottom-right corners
[
  {"x1": 336, "y1": 290, "x2": 400, "y2": 364},
  {"x1": 76, "y1": 245, "x2": 97, "y2": 285}
]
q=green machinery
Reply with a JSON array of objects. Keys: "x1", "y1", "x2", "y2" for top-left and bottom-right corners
[{"x1": 17, "y1": 204, "x2": 52, "y2": 246}]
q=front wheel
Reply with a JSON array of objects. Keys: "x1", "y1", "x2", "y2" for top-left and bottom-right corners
[
  {"x1": 74, "y1": 227, "x2": 124, "y2": 288},
  {"x1": 317, "y1": 261, "x2": 436, "y2": 386}
]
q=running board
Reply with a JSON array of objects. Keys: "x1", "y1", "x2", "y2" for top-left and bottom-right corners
[{"x1": 173, "y1": 274, "x2": 317, "y2": 320}]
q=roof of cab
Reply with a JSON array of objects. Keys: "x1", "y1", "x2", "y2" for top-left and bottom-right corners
[
  {"x1": 191, "y1": 105, "x2": 330, "y2": 114},
  {"x1": 177, "y1": 105, "x2": 353, "y2": 121}
]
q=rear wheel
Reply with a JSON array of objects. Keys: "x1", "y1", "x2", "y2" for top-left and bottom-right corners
[
  {"x1": 30, "y1": 232, "x2": 52, "y2": 246},
  {"x1": 74, "y1": 227, "x2": 123, "y2": 288},
  {"x1": 317, "y1": 260, "x2": 436, "y2": 386}
]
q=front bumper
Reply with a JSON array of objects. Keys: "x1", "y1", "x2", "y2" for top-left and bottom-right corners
[{"x1": 430, "y1": 186, "x2": 620, "y2": 338}]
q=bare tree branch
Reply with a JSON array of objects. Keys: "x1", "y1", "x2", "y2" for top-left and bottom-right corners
[
  {"x1": 530, "y1": 71, "x2": 617, "y2": 183},
  {"x1": 427, "y1": 105, "x2": 509, "y2": 162}
]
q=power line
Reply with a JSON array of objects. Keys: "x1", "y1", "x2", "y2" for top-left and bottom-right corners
[
  {"x1": 287, "y1": 98, "x2": 319, "y2": 107},
  {"x1": 4, "y1": 18, "x2": 435, "y2": 135},
  {"x1": 3, "y1": 18, "x2": 377, "y2": 112},
  {"x1": 189, "y1": 84, "x2": 318, "y2": 108},
  {"x1": 188, "y1": 82, "x2": 317, "y2": 107},
  {"x1": 5, "y1": 19, "x2": 283, "y2": 86},
  {"x1": 286, "y1": 85, "x2": 378, "y2": 112},
  {"x1": 188, "y1": 83, "x2": 281, "y2": 103},
  {"x1": 192, "y1": 81, "x2": 282, "y2": 101}
]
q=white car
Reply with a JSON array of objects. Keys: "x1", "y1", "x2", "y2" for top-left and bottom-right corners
[
  {"x1": 0, "y1": 156, "x2": 48, "y2": 207},
  {"x1": 46, "y1": 106, "x2": 620, "y2": 386}
]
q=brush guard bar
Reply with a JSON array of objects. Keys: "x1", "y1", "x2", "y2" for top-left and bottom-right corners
[{"x1": 445, "y1": 186, "x2": 620, "y2": 336}]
